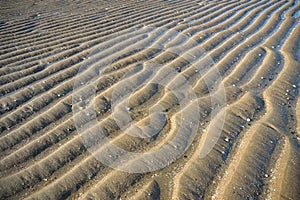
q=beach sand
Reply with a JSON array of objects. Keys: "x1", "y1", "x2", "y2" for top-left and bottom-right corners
[{"x1": 0, "y1": 0, "x2": 300, "y2": 199}]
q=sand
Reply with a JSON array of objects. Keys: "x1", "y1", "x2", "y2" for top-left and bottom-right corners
[{"x1": 0, "y1": 0, "x2": 300, "y2": 199}]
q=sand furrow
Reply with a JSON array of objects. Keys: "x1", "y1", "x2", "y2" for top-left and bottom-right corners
[
  {"x1": 0, "y1": 0, "x2": 142, "y2": 37},
  {"x1": 0, "y1": 0, "x2": 255, "y2": 83},
  {"x1": 0, "y1": 0, "x2": 299, "y2": 199},
  {"x1": 0, "y1": 0, "x2": 268, "y2": 176},
  {"x1": 0, "y1": 1, "x2": 221, "y2": 90},
  {"x1": 0, "y1": 1, "x2": 154, "y2": 38},
  {"x1": 172, "y1": 92, "x2": 265, "y2": 199},
  {"x1": 0, "y1": 0, "x2": 244, "y2": 70},
  {"x1": 130, "y1": 180, "x2": 161, "y2": 200},
  {"x1": 212, "y1": 16, "x2": 300, "y2": 200},
  {"x1": 0, "y1": 29, "x2": 149, "y2": 118},
  {"x1": 0, "y1": 22, "x2": 184, "y2": 145},
  {"x1": 0, "y1": 0, "x2": 201, "y2": 63},
  {"x1": 0, "y1": 0, "x2": 258, "y2": 151},
  {"x1": 0, "y1": 24, "x2": 203, "y2": 197},
  {"x1": 171, "y1": 1, "x2": 298, "y2": 196},
  {"x1": 21, "y1": 42, "x2": 224, "y2": 198}
]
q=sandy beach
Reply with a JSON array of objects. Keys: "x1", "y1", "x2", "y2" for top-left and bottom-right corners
[{"x1": 0, "y1": 0, "x2": 300, "y2": 199}]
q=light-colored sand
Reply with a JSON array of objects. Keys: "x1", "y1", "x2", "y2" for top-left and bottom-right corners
[{"x1": 0, "y1": 0, "x2": 300, "y2": 199}]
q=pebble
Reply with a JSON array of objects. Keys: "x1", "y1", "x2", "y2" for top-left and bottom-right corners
[
  {"x1": 292, "y1": 85, "x2": 296, "y2": 88},
  {"x1": 265, "y1": 174, "x2": 269, "y2": 178},
  {"x1": 246, "y1": 118, "x2": 251, "y2": 122}
]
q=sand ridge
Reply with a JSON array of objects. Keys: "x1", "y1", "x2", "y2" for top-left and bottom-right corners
[{"x1": 0, "y1": 0, "x2": 299, "y2": 199}]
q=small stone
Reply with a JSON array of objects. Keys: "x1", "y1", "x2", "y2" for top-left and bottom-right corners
[
  {"x1": 224, "y1": 137, "x2": 230, "y2": 142},
  {"x1": 261, "y1": 76, "x2": 264, "y2": 79},
  {"x1": 246, "y1": 118, "x2": 251, "y2": 122},
  {"x1": 292, "y1": 85, "x2": 296, "y2": 88},
  {"x1": 127, "y1": 107, "x2": 132, "y2": 111},
  {"x1": 265, "y1": 174, "x2": 269, "y2": 178}
]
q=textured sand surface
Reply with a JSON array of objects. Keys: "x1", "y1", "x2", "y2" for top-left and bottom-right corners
[{"x1": 0, "y1": 0, "x2": 300, "y2": 199}]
